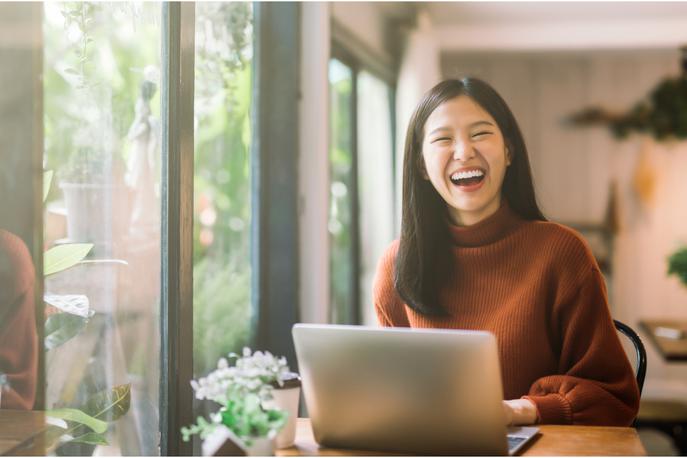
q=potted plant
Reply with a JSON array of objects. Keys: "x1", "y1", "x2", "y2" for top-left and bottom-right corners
[
  {"x1": 49, "y1": 3, "x2": 130, "y2": 257},
  {"x1": 182, "y1": 348, "x2": 301, "y2": 455},
  {"x1": 43, "y1": 171, "x2": 132, "y2": 454}
]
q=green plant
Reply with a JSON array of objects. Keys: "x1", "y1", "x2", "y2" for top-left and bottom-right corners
[
  {"x1": 567, "y1": 74, "x2": 687, "y2": 140},
  {"x1": 46, "y1": 384, "x2": 132, "y2": 448},
  {"x1": 43, "y1": 171, "x2": 95, "y2": 349},
  {"x1": 42, "y1": 171, "x2": 131, "y2": 448},
  {"x1": 668, "y1": 246, "x2": 687, "y2": 287},
  {"x1": 193, "y1": 257, "x2": 251, "y2": 375},
  {"x1": 44, "y1": 2, "x2": 159, "y2": 189},
  {"x1": 181, "y1": 349, "x2": 289, "y2": 445}
]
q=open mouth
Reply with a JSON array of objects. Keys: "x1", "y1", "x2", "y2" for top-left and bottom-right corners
[{"x1": 450, "y1": 169, "x2": 486, "y2": 187}]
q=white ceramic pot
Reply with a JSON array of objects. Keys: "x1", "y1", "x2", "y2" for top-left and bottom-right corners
[
  {"x1": 265, "y1": 373, "x2": 301, "y2": 449},
  {"x1": 60, "y1": 182, "x2": 128, "y2": 257},
  {"x1": 202, "y1": 425, "x2": 276, "y2": 456}
]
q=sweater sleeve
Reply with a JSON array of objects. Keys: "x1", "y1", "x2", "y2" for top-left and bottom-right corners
[
  {"x1": 372, "y1": 241, "x2": 410, "y2": 327},
  {"x1": 523, "y1": 266, "x2": 639, "y2": 426},
  {"x1": 0, "y1": 231, "x2": 38, "y2": 410}
]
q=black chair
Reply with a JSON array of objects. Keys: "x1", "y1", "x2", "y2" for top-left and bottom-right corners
[{"x1": 613, "y1": 319, "x2": 647, "y2": 396}]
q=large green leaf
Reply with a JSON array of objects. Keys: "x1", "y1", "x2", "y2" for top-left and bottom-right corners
[
  {"x1": 44, "y1": 170, "x2": 54, "y2": 203},
  {"x1": 70, "y1": 432, "x2": 109, "y2": 446},
  {"x1": 44, "y1": 313, "x2": 89, "y2": 350},
  {"x1": 46, "y1": 408, "x2": 108, "y2": 434},
  {"x1": 85, "y1": 384, "x2": 131, "y2": 422},
  {"x1": 44, "y1": 243, "x2": 93, "y2": 276}
]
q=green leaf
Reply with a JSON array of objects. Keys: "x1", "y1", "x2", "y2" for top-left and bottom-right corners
[
  {"x1": 70, "y1": 432, "x2": 109, "y2": 446},
  {"x1": 44, "y1": 243, "x2": 93, "y2": 276},
  {"x1": 46, "y1": 408, "x2": 108, "y2": 434},
  {"x1": 44, "y1": 313, "x2": 89, "y2": 350},
  {"x1": 85, "y1": 384, "x2": 131, "y2": 422},
  {"x1": 43, "y1": 170, "x2": 53, "y2": 202}
]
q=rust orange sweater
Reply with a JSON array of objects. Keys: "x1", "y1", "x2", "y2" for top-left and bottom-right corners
[
  {"x1": 0, "y1": 229, "x2": 38, "y2": 410},
  {"x1": 373, "y1": 203, "x2": 640, "y2": 426}
]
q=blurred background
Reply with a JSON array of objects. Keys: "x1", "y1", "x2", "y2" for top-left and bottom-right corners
[{"x1": 2, "y1": 1, "x2": 687, "y2": 455}]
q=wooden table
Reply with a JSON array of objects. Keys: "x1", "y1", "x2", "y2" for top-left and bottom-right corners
[
  {"x1": 640, "y1": 320, "x2": 687, "y2": 361},
  {"x1": 0, "y1": 410, "x2": 48, "y2": 456},
  {"x1": 277, "y1": 418, "x2": 646, "y2": 456}
]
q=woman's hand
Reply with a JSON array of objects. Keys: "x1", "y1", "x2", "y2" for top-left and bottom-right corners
[{"x1": 502, "y1": 399, "x2": 538, "y2": 425}]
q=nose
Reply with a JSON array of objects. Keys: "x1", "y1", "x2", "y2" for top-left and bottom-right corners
[{"x1": 452, "y1": 138, "x2": 475, "y2": 161}]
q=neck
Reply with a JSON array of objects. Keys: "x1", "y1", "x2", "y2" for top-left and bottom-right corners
[
  {"x1": 447, "y1": 200, "x2": 523, "y2": 247},
  {"x1": 447, "y1": 197, "x2": 502, "y2": 227}
]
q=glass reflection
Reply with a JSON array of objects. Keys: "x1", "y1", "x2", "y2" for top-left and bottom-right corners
[{"x1": 0, "y1": 230, "x2": 38, "y2": 410}]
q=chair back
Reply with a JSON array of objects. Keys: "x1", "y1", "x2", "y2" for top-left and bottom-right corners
[{"x1": 614, "y1": 319, "x2": 647, "y2": 396}]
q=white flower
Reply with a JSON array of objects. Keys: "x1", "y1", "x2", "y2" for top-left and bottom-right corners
[{"x1": 188, "y1": 347, "x2": 292, "y2": 404}]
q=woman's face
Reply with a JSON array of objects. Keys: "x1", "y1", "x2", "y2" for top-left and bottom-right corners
[{"x1": 421, "y1": 95, "x2": 511, "y2": 226}]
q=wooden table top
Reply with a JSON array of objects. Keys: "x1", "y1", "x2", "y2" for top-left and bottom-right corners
[
  {"x1": 640, "y1": 319, "x2": 687, "y2": 361},
  {"x1": 0, "y1": 409, "x2": 48, "y2": 456},
  {"x1": 277, "y1": 418, "x2": 646, "y2": 456}
]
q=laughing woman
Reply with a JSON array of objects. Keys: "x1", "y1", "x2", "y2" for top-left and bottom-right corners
[{"x1": 373, "y1": 78, "x2": 639, "y2": 426}]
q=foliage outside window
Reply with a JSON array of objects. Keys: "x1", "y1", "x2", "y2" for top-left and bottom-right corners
[
  {"x1": 193, "y1": 2, "x2": 253, "y2": 378},
  {"x1": 43, "y1": 2, "x2": 162, "y2": 455},
  {"x1": 328, "y1": 59, "x2": 355, "y2": 324}
]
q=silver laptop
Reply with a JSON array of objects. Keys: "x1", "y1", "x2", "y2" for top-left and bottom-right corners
[{"x1": 292, "y1": 324, "x2": 539, "y2": 456}]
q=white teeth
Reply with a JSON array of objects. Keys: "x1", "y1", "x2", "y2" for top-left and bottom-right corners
[{"x1": 451, "y1": 169, "x2": 485, "y2": 181}]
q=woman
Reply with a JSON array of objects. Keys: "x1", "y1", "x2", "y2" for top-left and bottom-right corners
[{"x1": 373, "y1": 78, "x2": 639, "y2": 426}]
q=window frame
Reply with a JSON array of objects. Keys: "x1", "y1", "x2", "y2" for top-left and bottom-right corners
[
  {"x1": 329, "y1": 24, "x2": 397, "y2": 326},
  {"x1": 160, "y1": 2, "x2": 195, "y2": 455},
  {"x1": 251, "y1": 1, "x2": 302, "y2": 369}
]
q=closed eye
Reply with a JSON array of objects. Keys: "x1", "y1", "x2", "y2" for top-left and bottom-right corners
[
  {"x1": 431, "y1": 137, "x2": 452, "y2": 144},
  {"x1": 473, "y1": 131, "x2": 492, "y2": 137}
]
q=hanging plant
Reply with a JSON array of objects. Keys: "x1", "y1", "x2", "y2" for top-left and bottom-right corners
[{"x1": 567, "y1": 46, "x2": 687, "y2": 140}]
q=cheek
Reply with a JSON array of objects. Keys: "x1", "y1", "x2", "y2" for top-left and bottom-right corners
[{"x1": 421, "y1": 153, "x2": 443, "y2": 180}]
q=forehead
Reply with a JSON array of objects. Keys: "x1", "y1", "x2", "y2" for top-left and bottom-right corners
[{"x1": 424, "y1": 95, "x2": 496, "y2": 134}]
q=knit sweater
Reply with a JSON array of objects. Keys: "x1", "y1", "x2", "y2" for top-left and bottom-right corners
[
  {"x1": 373, "y1": 203, "x2": 640, "y2": 426},
  {"x1": 0, "y1": 229, "x2": 37, "y2": 410}
]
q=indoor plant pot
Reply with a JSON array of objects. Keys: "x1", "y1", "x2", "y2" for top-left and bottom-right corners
[{"x1": 266, "y1": 372, "x2": 301, "y2": 449}]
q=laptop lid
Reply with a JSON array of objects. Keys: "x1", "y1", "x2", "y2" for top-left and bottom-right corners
[{"x1": 292, "y1": 324, "x2": 510, "y2": 455}]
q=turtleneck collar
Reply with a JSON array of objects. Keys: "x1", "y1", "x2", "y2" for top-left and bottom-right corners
[{"x1": 448, "y1": 201, "x2": 524, "y2": 247}]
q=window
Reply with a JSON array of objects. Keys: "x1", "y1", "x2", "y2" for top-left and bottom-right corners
[
  {"x1": 328, "y1": 52, "x2": 396, "y2": 326},
  {"x1": 192, "y1": 4, "x2": 254, "y2": 451},
  {"x1": 193, "y1": 0, "x2": 253, "y2": 385},
  {"x1": 328, "y1": 58, "x2": 356, "y2": 324},
  {"x1": 43, "y1": 2, "x2": 162, "y2": 454},
  {"x1": 356, "y1": 71, "x2": 395, "y2": 326},
  {"x1": 3, "y1": 1, "x2": 300, "y2": 453}
]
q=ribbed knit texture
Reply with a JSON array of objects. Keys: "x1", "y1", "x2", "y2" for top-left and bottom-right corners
[
  {"x1": 373, "y1": 203, "x2": 640, "y2": 426},
  {"x1": 0, "y1": 229, "x2": 37, "y2": 410}
]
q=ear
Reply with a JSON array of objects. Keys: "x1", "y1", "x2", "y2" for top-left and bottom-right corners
[{"x1": 506, "y1": 147, "x2": 513, "y2": 166}]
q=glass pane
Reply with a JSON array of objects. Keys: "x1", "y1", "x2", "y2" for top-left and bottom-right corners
[
  {"x1": 43, "y1": 2, "x2": 162, "y2": 455},
  {"x1": 0, "y1": 3, "x2": 41, "y2": 432},
  {"x1": 328, "y1": 59, "x2": 354, "y2": 324},
  {"x1": 357, "y1": 71, "x2": 395, "y2": 326},
  {"x1": 193, "y1": 1, "x2": 254, "y2": 380}
]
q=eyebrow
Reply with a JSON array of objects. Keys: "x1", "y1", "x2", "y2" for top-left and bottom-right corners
[{"x1": 427, "y1": 120, "x2": 495, "y2": 137}]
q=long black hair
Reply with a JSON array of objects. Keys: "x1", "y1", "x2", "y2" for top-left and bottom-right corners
[{"x1": 395, "y1": 77, "x2": 545, "y2": 316}]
